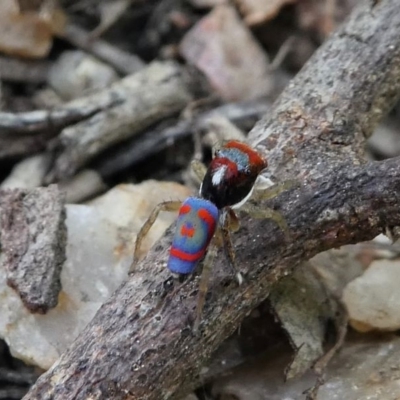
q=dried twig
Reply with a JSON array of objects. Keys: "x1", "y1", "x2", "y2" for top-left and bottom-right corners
[
  {"x1": 0, "y1": 62, "x2": 191, "y2": 166},
  {"x1": 49, "y1": 61, "x2": 193, "y2": 180},
  {"x1": 97, "y1": 98, "x2": 271, "y2": 178},
  {"x1": 60, "y1": 23, "x2": 145, "y2": 75},
  {"x1": 0, "y1": 88, "x2": 121, "y2": 135},
  {"x1": 0, "y1": 56, "x2": 49, "y2": 84}
]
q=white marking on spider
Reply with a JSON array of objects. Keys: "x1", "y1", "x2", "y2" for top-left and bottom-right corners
[{"x1": 212, "y1": 165, "x2": 228, "y2": 186}]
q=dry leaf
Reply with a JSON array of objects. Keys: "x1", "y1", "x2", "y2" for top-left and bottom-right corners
[
  {"x1": 0, "y1": 0, "x2": 66, "y2": 58},
  {"x1": 180, "y1": 5, "x2": 272, "y2": 101},
  {"x1": 296, "y1": 0, "x2": 359, "y2": 39},
  {"x1": 236, "y1": 0, "x2": 298, "y2": 26}
]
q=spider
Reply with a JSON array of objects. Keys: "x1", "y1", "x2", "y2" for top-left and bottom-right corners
[{"x1": 131, "y1": 140, "x2": 292, "y2": 330}]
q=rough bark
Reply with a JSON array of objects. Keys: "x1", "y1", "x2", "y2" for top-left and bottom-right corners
[
  {"x1": 23, "y1": 1, "x2": 400, "y2": 399},
  {"x1": 0, "y1": 185, "x2": 66, "y2": 313}
]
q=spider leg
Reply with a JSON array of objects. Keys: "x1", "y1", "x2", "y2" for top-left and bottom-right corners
[
  {"x1": 193, "y1": 234, "x2": 220, "y2": 332},
  {"x1": 221, "y1": 210, "x2": 243, "y2": 285},
  {"x1": 252, "y1": 179, "x2": 297, "y2": 202},
  {"x1": 130, "y1": 200, "x2": 182, "y2": 273},
  {"x1": 227, "y1": 208, "x2": 240, "y2": 233},
  {"x1": 245, "y1": 179, "x2": 297, "y2": 239},
  {"x1": 190, "y1": 159, "x2": 207, "y2": 183},
  {"x1": 194, "y1": 218, "x2": 241, "y2": 331},
  {"x1": 240, "y1": 202, "x2": 290, "y2": 239}
]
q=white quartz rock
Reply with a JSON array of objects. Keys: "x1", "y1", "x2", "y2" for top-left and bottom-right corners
[
  {"x1": 49, "y1": 50, "x2": 118, "y2": 100},
  {"x1": 0, "y1": 181, "x2": 190, "y2": 369},
  {"x1": 343, "y1": 259, "x2": 400, "y2": 332},
  {"x1": 1, "y1": 153, "x2": 50, "y2": 189}
]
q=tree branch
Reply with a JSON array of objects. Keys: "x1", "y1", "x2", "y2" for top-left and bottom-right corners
[{"x1": 23, "y1": 1, "x2": 400, "y2": 399}]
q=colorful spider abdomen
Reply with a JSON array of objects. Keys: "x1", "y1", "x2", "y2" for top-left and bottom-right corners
[
  {"x1": 200, "y1": 140, "x2": 268, "y2": 209},
  {"x1": 167, "y1": 197, "x2": 219, "y2": 274}
]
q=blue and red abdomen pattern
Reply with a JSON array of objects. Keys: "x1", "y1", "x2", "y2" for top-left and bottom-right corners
[{"x1": 167, "y1": 197, "x2": 219, "y2": 274}]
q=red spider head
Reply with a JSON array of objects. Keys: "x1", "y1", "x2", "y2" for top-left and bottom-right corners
[{"x1": 200, "y1": 140, "x2": 267, "y2": 209}]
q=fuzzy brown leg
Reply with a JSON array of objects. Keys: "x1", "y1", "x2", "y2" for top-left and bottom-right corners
[
  {"x1": 221, "y1": 210, "x2": 244, "y2": 285},
  {"x1": 227, "y1": 208, "x2": 240, "y2": 233},
  {"x1": 130, "y1": 200, "x2": 182, "y2": 273},
  {"x1": 190, "y1": 159, "x2": 207, "y2": 183},
  {"x1": 252, "y1": 179, "x2": 297, "y2": 202},
  {"x1": 193, "y1": 234, "x2": 220, "y2": 332},
  {"x1": 241, "y1": 202, "x2": 290, "y2": 239}
]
